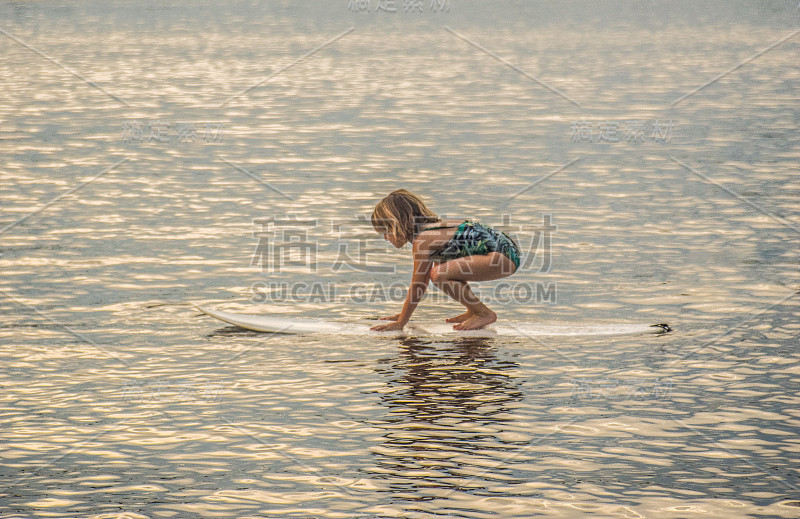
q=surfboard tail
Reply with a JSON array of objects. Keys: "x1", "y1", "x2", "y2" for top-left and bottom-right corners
[{"x1": 649, "y1": 323, "x2": 672, "y2": 333}]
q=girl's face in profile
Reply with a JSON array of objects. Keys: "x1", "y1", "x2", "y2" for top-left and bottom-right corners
[
  {"x1": 381, "y1": 224, "x2": 405, "y2": 249},
  {"x1": 383, "y1": 232, "x2": 404, "y2": 249}
]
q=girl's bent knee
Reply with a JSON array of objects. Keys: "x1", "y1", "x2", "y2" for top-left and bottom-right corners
[{"x1": 430, "y1": 265, "x2": 446, "y2": 285}]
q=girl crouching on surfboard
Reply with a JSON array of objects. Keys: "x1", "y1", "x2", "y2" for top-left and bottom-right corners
[{"x1": 370, "y1": 189, "x2": 521, "y2": 332}]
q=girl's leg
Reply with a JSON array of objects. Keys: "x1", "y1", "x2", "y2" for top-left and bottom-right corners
[
  {"x1": 434, "y1": 279, "x2": 496, "y2": 330},
  {"x1": 431, "y1": 252, "x2": 517, "y2": 330}
]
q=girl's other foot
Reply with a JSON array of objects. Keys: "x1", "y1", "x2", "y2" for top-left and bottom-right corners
[
  {"x1": 446, "y1": 311, "x2": 472, "y2": 324},
  {"x1": 453, "y1": 310, "x2": 497, "y2": 330}
]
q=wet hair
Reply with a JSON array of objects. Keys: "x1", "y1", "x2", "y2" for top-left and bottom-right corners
[{"x1": 371, "y1": 189, "x2": 440, "y2": 244}]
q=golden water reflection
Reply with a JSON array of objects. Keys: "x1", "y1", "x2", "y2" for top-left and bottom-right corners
[{"x1": 369, "y1": 337, "x2": 525, "y2": 496}]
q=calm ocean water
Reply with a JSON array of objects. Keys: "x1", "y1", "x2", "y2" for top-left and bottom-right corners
[{"x1": 1, "y1": 1, "x2": 798, "y2": 517}]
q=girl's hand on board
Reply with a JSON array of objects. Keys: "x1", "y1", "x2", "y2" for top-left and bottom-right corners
[
  {"x1": 370, "y1": 320, "x2": 406, "y2": 332},
  {"x1": 379, "y1": 313, "x2": 401, "y2": 321}
]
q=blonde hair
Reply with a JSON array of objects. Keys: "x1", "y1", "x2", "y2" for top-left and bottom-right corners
[{"x1": 371, "y1": 189, "x2": 439, "y2": 244}]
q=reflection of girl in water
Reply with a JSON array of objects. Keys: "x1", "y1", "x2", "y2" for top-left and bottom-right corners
[
  {"x1": 368, "y1": 337, "x2": 524, "y2": 499},
  {"x1": 379, "y1": 337, "x2": 523, "y2": 422}
]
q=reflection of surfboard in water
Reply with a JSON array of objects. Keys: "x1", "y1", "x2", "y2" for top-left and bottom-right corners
[{"x1": 196, "y1": 306, "x2": 671, "y2": 337}]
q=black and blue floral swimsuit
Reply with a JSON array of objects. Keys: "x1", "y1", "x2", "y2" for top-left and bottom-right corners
[{"x1": 426, "y1": 221, "x2": 521, "y2": 269}]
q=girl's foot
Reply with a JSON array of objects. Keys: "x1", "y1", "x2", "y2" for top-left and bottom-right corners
[
  {"x1": 446, "y1": 311, "x2": 472, "y2": 323},
  {"x1": 453, "y1": 310, "x2": 497, "y2": 330}
]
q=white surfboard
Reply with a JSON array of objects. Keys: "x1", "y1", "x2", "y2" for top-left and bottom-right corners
[{"x1": 196, "y1": 306, "x2": 671, "y2": 337}]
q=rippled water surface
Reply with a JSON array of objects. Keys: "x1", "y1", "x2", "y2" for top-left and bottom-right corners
[{"x1": 1, "y1": 1, "x2": 799, "y2": 517}]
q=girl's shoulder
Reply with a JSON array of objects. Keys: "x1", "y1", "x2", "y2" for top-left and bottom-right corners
[
  {"x1": 421, "y1": 218, "x2": 464, "y2": 231},
  {"x1": 413, "y1": 220, "x2": 462, "y2": 250}
]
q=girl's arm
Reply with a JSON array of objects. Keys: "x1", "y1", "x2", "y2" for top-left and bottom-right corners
[{"x1": 370, "y1": 238, "x2": 433, "y2": 331}]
